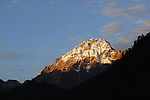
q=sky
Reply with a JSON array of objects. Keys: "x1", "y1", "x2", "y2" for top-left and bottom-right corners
[{"x1": 0, "y1": 0, "x2": 150, "y2": 82}]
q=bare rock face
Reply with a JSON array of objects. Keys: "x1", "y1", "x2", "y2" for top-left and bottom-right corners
[{"x1": 42, "y1": 38, "x2": 125, "y2": 73}]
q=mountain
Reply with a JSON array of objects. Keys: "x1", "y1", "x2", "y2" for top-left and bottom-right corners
[
  {"x1": 34, "y1": 38, "x2": 125, "y2": 89},
  {"x1": 1, "y1": 33, "x2": 150, "y2": 100},
  {"x1": 0, "y1": 80, "x2": 21, "y2": 94},
  {"x1": 42, "y1": 38, "x2": 125, "y2": 73}
]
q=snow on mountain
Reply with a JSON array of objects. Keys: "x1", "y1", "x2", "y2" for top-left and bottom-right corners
[{"x1": 42, "y1": 38, "x2": 125, "y2": 73}]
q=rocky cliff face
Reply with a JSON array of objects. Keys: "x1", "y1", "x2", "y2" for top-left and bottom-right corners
[{"x1": 42, "y1": 38, "x2": 125, "y2": 73}]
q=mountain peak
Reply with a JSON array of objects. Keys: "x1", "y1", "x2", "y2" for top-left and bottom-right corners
[{"x1": 42, "y1": 38, "x2": 125, "y2": 73}]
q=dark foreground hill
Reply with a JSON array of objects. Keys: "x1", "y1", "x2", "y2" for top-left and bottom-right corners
[{"x1": 1, "y1": 32, "x2": 150, "y2": 100}]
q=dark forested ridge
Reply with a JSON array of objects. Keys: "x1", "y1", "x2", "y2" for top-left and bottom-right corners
[
  {"x1": 71, "y1": 33, "x2": 150, "y2": 100},
  {"x1": 1, "y1": 32, "x2": 150, "y2": 100}
]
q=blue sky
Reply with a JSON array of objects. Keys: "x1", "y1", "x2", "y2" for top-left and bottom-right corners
[{"x1": 0, "y1": 0, "x2": 150, "y2": 82}]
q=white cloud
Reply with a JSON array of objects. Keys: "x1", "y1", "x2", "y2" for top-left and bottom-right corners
[
  {"x1": 132, "y1": 18, "x2": 150, "y2": 34},
  {"x1": 68, "y1": 36, "x2": 86, "y2": 41},
  {"x1": 0, "y1": 52, "x2": 36, "y2": 60},
  {"x1": 114, "y1": 26, "x2": 150, "y2": 50},
  {"x1": 112, "y1": 18, "x2": 150, "y2": 49},
  {"x1": 101, "y1": 22, "x2": 122, "y2": 33},
  {"x1": 112, "y1": 39, "x2": 131, "y2": 50},
  {"x1": 0, "y1": 52, "x2": 21, "y2": 60},
  {"x1": 111, "y1": 33, "x2": 141, "y2": 50},
  {"x1": 135, "y1": 18, "x2": 150, "y2": 26},
  {"x1": 99, "y1": 2, "x2": 150, "y2": 49},
  {"x1": 132, "y1": 26, "x2": 150, "y2": 34},
  {"x1": 101, "y1": 4, "x2": 150, "y2": 18},
  {"x1": 12, "y1": 0, "x2": 20, "y2": 4},
  {"x1": 116, "y1": 37, "x2": 130, "y2": 44},
  {"x1": 104, "y1": 1, "x2": 118, "y2": 7}
]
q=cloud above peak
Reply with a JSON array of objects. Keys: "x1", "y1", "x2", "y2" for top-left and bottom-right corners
[
  {"x1": 101, "y1": 4, "x2": 150, "y2": 18},
  {"x1": 101, "y1": 22, "x2": 122, "y2": 33}
]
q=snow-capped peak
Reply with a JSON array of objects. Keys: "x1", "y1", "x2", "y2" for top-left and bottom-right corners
[{"x1": 42, "y1": 38, "x2": 125, "y2": 73}]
